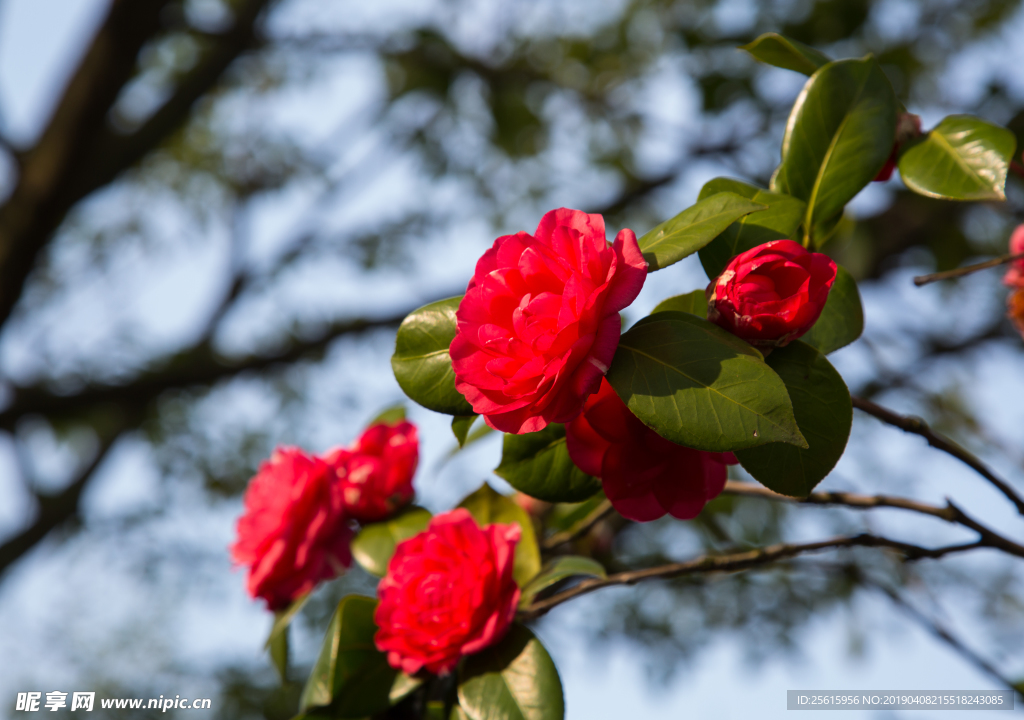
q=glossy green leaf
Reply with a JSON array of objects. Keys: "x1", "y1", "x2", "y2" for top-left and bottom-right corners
[
  {"x1": 651, "y1": 290, "x2": 707, "y2": 318},
  {"x1": 368, "y1": 403, "x2": 406, "y2": 426},
  {"x1": 740, "y1": 33, "x2": 831, "y2": 76},
  {"x1": 300, "y1": 595, "x2": 406, "y2": 718},
  {"x1": 546, "y1": 492, "x2": 606, "y2": 533},
  {"x1": 458, "y1": 483, "x2": 541, "y2": 586},
  {"x1": 458, "y1": 624, "x2": 565, "y2": 720},
  {"x1": 696, "y1": 178, "x2": 806, "y2": 278},
  {"x1": 451, "y1": 706, "x2": 471, "y2": 720},
  {"x1": 392, "y1": 296, "x2": 474, "y2": 415},
  {"x1": 735, "y1": 341, "x2": 852, "y2": 497},
  {"x1": 801, "y1": 265, "x2": 863, "y2": 355},
  {"x1": 606, "y1": 311, "x2": 806, "y2": 452},
  {"x1": 898, "y1": 114, "x2": 1016, "y2": 201},
  {"x1": 350, "y1": 506, "x2": 432, "y2": 577},
  {"x1": 452, "y1": 414, "x2": 479, "y2": 447},
  {"x1": 638, "y1": 192, "x2": 766, "y2": 271},
  {"x1": 390, "y1": 672, "x2": 423, "y2": 705},
  {"x1": 265, "y1": 593, "x2": 309, "y2": 682},
  {"x1": 772, "y1": 57, "x2": 898, "y2": 248},
  {"x1": 494, "y1": 424, "x2": 600, "y2": 503},
  {"x1": 518, "y1": 556, "x2": 606, "y2": 608}
]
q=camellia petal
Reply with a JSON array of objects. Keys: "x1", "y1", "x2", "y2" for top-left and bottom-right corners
[
  {"x1": 707, "y1": 239, "x2": 837, "y2": 348},
  {"x1": 373, "y1": 509, "x2": 521, "y2": 676},
  {"x1": 451, "y1": 208, "x2": 647, "y2": 434},
  {"x1": 565, "y1": 379, "x2": 737, "y2": 522}
]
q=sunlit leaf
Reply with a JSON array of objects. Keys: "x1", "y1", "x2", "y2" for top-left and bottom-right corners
[
  {"x1": 494, "y1": 424, "x2": 600, "y2": 503},
  {"x1": 458, "y1": 624, "x2": 564, "y2": 720},
  {"x1": 696, "y1": 178, "x2": 806, "y2": 278},
  {"x1": 350, "y1": 506, "x2": 432, "y2": 577},
  {"x1": 518, "y1": 556, "x2": 606, "y2": 608},
  {"x1": 772, "y1": 57, "x2": 897, "y2": 247},
  {"x1": 736, "y1": 341, "x2": 852, "y2": 496},
  {"x1": 801, "y1": 265, "x2": 863, "y2": 355},
  {"x1": 606, "y1": 311, "x2": 806, "y2": 452},
  {"x1": 740, "y1": 33, "x2": 831, "y2": 76},
  {"x1": 898, "y1": 114, "x2": 1016, "y2": 201},
  {"x1": 638, "y1": 192, "x2": 766, "y2": 271},
  {"x1": 392, "y1": 296, "x2": 474, "y2": 415},
  {"x1": 458, "y1": 483, "x2": 541, "y2": 586}
]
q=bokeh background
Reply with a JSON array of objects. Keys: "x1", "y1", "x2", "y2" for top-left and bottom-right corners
[{"x1": 2, "y1": 0, "x2": 1024, "y2": 717}]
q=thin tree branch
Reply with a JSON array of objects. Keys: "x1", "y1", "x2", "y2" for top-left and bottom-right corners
[
  {"x1": 851, "y1": 396, "x2": 1024, "y2": 516},
  {"x1": 0, "y1": 0, "x2": 272, "y2": 331},
  {"x1": 722, "y1": 481, "x2": 1024, "y2": 559},
  {"x1": 542, "y1": 499, "x2": 613, "y2": 551},
  {"x1": 913, "y1": 251, "x2": 1024, "y2": 286},
  {"x1": 0, "y1": 308, "x2": 422, "y2": 430},
  {"x1": 518, "y1": 534, "x2": 981, "y2": 620},
  {"x1": 0, "y1": 428, "x2": 125, "y2": 577},
  {"x1": 867, "y1": 578, "x2": 1019, "y2": 692}
]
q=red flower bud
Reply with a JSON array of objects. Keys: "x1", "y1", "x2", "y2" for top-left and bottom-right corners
[
  {"x1": 707, "y1": 239, "x2": 837, "y2": 348},
  {"x1": 325, "y1": 420, "x2": 419, "y2": 523},
  {"x1": 450, "y1": 208, "x2": 647, "y2": 434},
  {"x1": 565, "y1": 379, "x2": 736, "y2": 522},
  {"x1": 1003, "y1": 224, "x2": 1024, "y2": 289},
  {"x1": 374, "y1": 509, "x2": 521, "y2": 675},
  {"x1": 231, "y1": 448, "x2": 352, "y2": 610}
]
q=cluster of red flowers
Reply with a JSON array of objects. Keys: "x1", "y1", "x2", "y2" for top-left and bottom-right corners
[
  {"x1": 1004, "y1": 225, "x2": 1024, "y2": 338},
  {"x1": 230, "y1": 420, "x2": 418, "y2": 610},
  {"x1": 232, "y1": 206, "x2": 839, "y2": 679}
]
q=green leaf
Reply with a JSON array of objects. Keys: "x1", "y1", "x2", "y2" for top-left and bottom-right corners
[
  {"x1": 772, "y1": 57, "x2": 898, "y2": 248},
  {"x1": 368, "y1": 403, "x2": 406, "y2": 426},
  {"x1": 735, "y1": 341, "x2": 852, "y2": 497},
  {"x1": 390, "y1": 672, "x2": 423, "y2": 705},
  {"x1": 458, "y1": 624, "x2": 565, "y2": 720},
  {"x1": 299, "y1": 595, "x2": 401, "y2": 718},
  {"x1": 265, "y1": 593, "x2": 309, "y2": 683},
  {"x1": 546, "y1": 492, "x2": 606, "y2": 533},
  {"x1": 898, "y1": 114, "x2": 1016, "y2": 201},
  {"x1": 518, "y1": 556, "x2": 606, "y2": 608},
  {"x1": 651, "y1": 290, "x2": 707, "y2": 318},
  {"x1": 740, "y1": 33, "x2": 831, "y2": 76},
  {"x1": 452, "y1": 415, "x2": 479, "y2": 447},
  {"x1": 494, "y1": 424, "x2": 601, "y2": 503},
  {"x1": 350, "y1": 507, "x2": 432, "y2": 577},
  {"x1": 606, "y1": 311, "x2": 806, "y2": 452},
  {"x1": 801, "y1": 265, "x2": 863, "y2": 355},
  {"x1": 638, "y1": 192, "x2": 767, "y2": 271},
  {"x1": 458, "y1": 483, "x2": 541, "y2": 586},
  {"x1": 451, "y1": 706, "x2": 472, "y2": 720},
  {"x1": 268, "y1": 623, "x2": 289, "y2": 684},
  {"x1": 696, "y1": 178, "x2": 806, "y2": 278},
  {"x1": 392, "y1": 296, "x2": 474, "y2": 416}
]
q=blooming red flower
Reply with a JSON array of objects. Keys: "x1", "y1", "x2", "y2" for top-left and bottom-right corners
[
  {"x1": 565, "y1": 379, "x2": 737, "y2": 522},
  {"x1": 374, "y1": 509, "x2": 521, "y2": 675},
  {"x1": 324, "y1": 420, "x2": 418, "y2": 523},
  {"x1": 707, "y1": 239, "x2": 837, "y2": 348},
  {"x1": 1002, "y1": 224, "x2": 1024, "y2": 288},
  {"x1": 450, "y1": 208, "x2": 647, "y2": 434},
  {"x1": 231, "y1": 448, "x2": 352, "y2": 611}
]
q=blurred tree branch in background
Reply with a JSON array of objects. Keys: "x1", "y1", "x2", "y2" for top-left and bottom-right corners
[{"x1": 1, "y1": 0, "x2": 1024, "y2": 712}]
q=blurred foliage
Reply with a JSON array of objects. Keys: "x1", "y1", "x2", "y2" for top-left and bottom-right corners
[{"x1": 5, "y1": 0, "x2": 1024, "y2": 714}]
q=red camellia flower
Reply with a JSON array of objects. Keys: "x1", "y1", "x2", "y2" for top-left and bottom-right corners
[
  {"x1": 374, "y1": 509, "x2": 521, "y2": 675},
  {"x1": 565, "y1": 379, "x2": 737, "y2": 522},
  {"x1": 707, "y1": 239, "x2": 837, "y2": 348},
  {"x1": 231, "y1": 448, "x2": 353, "y2": 611},
  {"x1": 1002, "y1": 224, "x2": 1024, "y2": 288},
  {"x1": 324, "y1": 420, "x2": 419, "y2": 523},
  {"x1": 450, "y1": 208, "x2": 647, "y2": 434}
]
